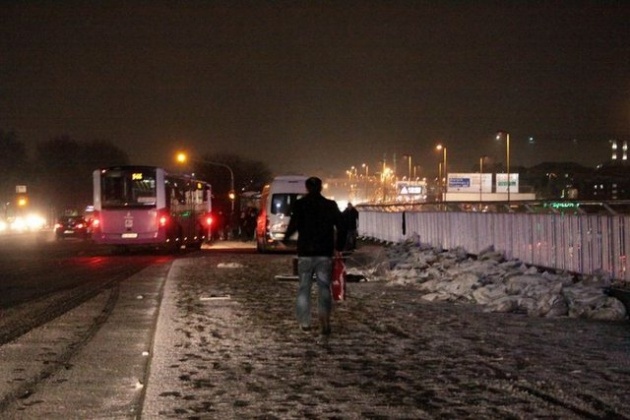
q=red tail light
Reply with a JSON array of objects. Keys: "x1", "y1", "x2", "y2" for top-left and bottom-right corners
[
  {"x1": 159, "y1": 215, "x2": 168, "y2": 227},
  {"x1": 205, "y1": 215, "x2": 213, "y2": 226},
  {"x1": 91, "y1": 212, "x2": 101, "y2": 230}
]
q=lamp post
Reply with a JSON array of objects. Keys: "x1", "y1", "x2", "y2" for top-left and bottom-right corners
[
  {"x1": 403, "y1": 155, "x2": 412, "y2": 179},
  {"x1": 436, "y1": 144, "x2": 447, "y2": 201},
  {"x1": 176, "y1": 152, "x2": 235, "y2": 215},
  {"x1": 437, "y1": 162, "x2": 442, "y2": 201},
  {"x1": 413, "y1": 165, "x2": 420, "y2": 179},
  {"x1": 362, "y1": 163, "x2": 369, "y2": 202},
  {"x1": 495, "y1": 131, "x2": 511, "y2": 203},
  {"x1": 381, "y1": 167, "x2": 392, "y2": 202},
  {"x1": 479, "y1": 156, "x2": 487, "y2": 204}
]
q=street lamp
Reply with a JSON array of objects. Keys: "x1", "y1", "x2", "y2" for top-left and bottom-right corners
[
  {"x1": 381, "y1": 167, "x2": 392, "y2": 202},
  {"x1": 413, "y1": 165, "x2": 420, "y2": 179},
  {"x1": 436, "y1": 144, "x2": 447, "y2": 201},
  {"x1": 495, "y1": 131, "x2": 511, "y2": 203},
  {"x1": 362, "y1": 163, "x2": 369, "y2": 202},
  {"x1": 479, "y1": 156, "x2": 488, "y2": 204},
  {"x1": 403, "y1": 155, "x2": 412, "y2": 179},
  {"x1": 176, "y1": 152, "x2": 236, "y2": 214}
]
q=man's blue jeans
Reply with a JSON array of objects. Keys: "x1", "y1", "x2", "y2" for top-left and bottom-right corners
[{"x1": 296, "y1": 256, "x2": 332, "y2": 328}]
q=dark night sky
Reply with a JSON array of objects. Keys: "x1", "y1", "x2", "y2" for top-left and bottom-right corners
[{"x1": 2, "y1": 2, "x2": 628, "y2": 178}]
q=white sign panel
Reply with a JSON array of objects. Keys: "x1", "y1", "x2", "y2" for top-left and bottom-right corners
[
  {"x1": 447, "y1": 173, "x2": 492, "y2": 193},
  {"x1": 496, "y1": 174, "x2": 519, "y2": 193}
]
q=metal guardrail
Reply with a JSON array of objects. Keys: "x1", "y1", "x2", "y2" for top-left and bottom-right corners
[{"x1": 357, "y1": 201, "x2": 630, "y2": 283}]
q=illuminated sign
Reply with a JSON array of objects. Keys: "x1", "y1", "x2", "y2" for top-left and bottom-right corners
[
  {"x1": 449, "y1": 177, "x2": 471, "y2": 188},
  {"x1": 396, "y1": 182, "x2": 425, "y2": 195},
  {"x1": 495, "y1": 174, "x2": 519, "y2": 193},
  {"x1": 447, "y1": 173, "x2": 493, "y2": 193},
  {"x1": 544, "y1": 202, "x2": 579, "y2": 209},
  {"x1": 132, "y1": 173, "x2": 143, "y2": 180}
]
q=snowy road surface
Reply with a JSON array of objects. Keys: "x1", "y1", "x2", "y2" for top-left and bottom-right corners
[{"x1": 2, "y1": 241, "x2": 629, "y2": 418}]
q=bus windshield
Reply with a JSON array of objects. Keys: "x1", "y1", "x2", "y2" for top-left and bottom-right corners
[{"x1": 101, "y1": 168, "x2": 158, "y2": 208}]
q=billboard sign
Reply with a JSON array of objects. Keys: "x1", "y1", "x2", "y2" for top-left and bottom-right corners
[
  {"x1": 447, "y1": 173, "x2": 492, "y2": 193},
  {"x1": 496, "y1": 174, "x2": 519, "y2": 193}
]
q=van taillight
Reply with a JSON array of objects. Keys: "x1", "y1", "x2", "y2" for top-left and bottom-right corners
[
  {"x1": 205, "y1": 216, "x2": 213, "y2": 226},
  {"x1": 159, "y1": 215, "x2": 168, "y2": 226},
  {"x1": 91, "y1": 218, "x2": 100, "y2": 228}
]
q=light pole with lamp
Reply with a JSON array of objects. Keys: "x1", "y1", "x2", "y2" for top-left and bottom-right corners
[
  {"x1": 362, "y1": 163, "x2": 369, "y2": 202},
  {"x1": 495, "y1": 131, "x2": 511, "y2": 203},
  {"x1": 436, "y1": 144, "x2": 447, "y2": 201}
]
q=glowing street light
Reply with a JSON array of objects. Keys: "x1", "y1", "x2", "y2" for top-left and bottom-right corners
[
  {"x1": 495, "y1": 131, "x2": 511, "y2": 203},
  {"x1": 176, "y1": 151, "x2": 236, "y2": 214}
]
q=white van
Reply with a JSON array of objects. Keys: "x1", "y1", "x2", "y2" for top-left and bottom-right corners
[{"x1": 255, "y1": 175, "x2": 307, "y2": 253}]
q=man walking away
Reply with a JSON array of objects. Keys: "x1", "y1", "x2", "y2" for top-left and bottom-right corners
[
  {"x1": 342, "y1": 202, "x2": 359, "y2": 251},
  {"x1": 282, "y1": 176, "x2": 346, "y2": 336}
]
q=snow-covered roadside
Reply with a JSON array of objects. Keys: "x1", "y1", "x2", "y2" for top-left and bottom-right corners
[{"x1": 351, "y1": 235, "x2": 628, "y2": 321}]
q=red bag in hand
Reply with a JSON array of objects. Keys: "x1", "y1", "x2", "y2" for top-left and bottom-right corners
[{"x1": 331, "y1": 257, "x2": 346, "y2": 301}]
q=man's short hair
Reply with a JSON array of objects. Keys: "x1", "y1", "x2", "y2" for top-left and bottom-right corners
[{"x1": 305, "y1": 176, "x2": 323, "y2": 193}]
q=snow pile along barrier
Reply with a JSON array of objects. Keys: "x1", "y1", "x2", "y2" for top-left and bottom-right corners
[{"x1": 374, "y1": 234, "x2": 627, "y2": 321}]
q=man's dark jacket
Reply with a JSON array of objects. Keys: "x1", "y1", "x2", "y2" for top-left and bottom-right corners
[{"x1": 283, "y1": 192, "x2": 346, "y2": 257}]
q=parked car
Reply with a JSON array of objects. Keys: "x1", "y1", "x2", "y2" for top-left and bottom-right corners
[{"x1": 54, "y1": 216, "x2": 91, "y2": 240}]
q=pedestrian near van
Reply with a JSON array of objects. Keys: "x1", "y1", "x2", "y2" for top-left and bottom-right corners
[
  {"x1": 342, "y1": 202, "x2": 359, "y2": 251},
  {"x1": 282, "y1": 176, "x2": 347, "y2": 336}
]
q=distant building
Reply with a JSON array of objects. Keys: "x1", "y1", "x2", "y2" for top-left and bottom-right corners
[
  {"x1": 579, "y1": 160, "x2": 630, "y2": 200},
  {"x1": 522, "y1": 162, "x2": 593, "y2": 200}
]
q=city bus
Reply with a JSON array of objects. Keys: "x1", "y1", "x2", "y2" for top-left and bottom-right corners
[{"x1": 92, "y1": 165, "x2": 213, "y2": 252}]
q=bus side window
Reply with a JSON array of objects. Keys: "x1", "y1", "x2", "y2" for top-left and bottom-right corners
[
  {"x1": 193, "y1": 189, "x2": 203, "y2": 205},
  {"x1": 204, "y1": 185, "x2": 212, "y2": 211},
  {"x1": 177, "y1": 187, "x2": 186, "y2": 204},
  {"x1": 169, "y1": 185, "x2": 185, "y2": 207},
  {"x1": 165, "y1": 185, "x2": 173, "y2": 209}
]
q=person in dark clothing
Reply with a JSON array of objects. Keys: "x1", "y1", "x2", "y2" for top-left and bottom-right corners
[
  {"x1": 342, "y1": 202, "x2": 359, "y2": 251},
  {"x1": 239, "y1": 206, "x2": 258, "y2": 241},
  {"x1": 282, "y1": 176, "x2": 346, "y2": 336}
]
